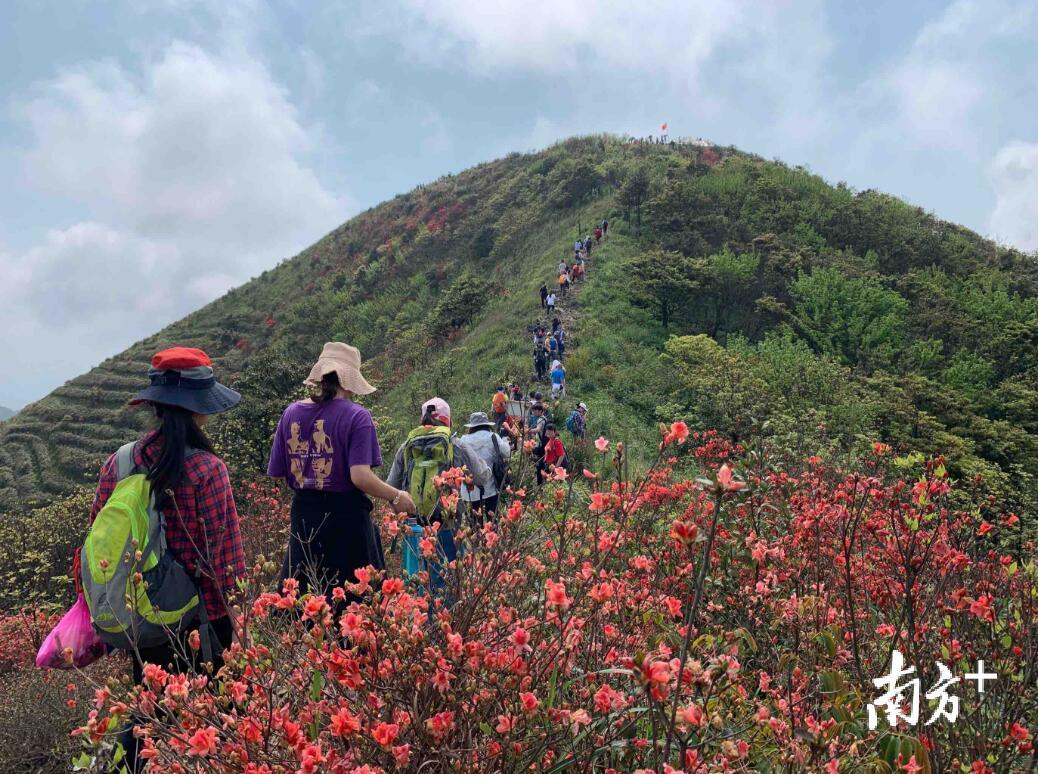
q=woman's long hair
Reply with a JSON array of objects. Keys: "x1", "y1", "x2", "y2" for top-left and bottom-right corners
[
  {"x1": 311, "y1": 372, "x2": 343, "y2": 403},
  {"x1": 141, "y1": 403, "x2": 215, "y2": 512}
]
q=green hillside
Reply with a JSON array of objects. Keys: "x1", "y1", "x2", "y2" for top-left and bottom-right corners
[{"x1": 2, "y1": 134, "x2": 1038, "y2": 525}]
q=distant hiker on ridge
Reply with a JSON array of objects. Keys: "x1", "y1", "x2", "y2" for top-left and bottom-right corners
[
  {"x1": 491, "y1": 386, "x2": 508, "y2": 431},
  {"x1": 534, "y1": 344, "x2": 548, "y2": 382},
  {"x1": 550, "y1": 359, "x2": 566, "y2": 399},
  {"x1": 566, "y1": 401, "x2": 588, "y2": 440},
  {"x1": 537, "y1": 424, "x2": 567, "y2": 485},
  {"x1": 539, "y1": 283, "x2": 548, "y2": 309}
]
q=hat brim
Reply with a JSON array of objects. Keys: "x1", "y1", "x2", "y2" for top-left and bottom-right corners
[
  {"x1": 305, "y1": 362, "x2": 377, "y2": 396},
  {"x1": 465, "y1": 421, "x2": 495, "y2": 429},
  {"x1": 129, "y1": 381, "x2": 241, "y2": 415}
]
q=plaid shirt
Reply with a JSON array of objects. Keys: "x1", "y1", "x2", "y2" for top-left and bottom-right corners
[{"x1": 89, "y1": 432, "x2": 246, "y2": 619}]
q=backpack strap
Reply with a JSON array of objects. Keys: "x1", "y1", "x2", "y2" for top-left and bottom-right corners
[{"x1": 114, "y1": 441, "x2": 139, "y2": 481}]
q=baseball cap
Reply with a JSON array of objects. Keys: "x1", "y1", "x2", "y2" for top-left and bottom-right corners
[{"x1": 422, "y1": 396, "x2": 451, "y2": 424}]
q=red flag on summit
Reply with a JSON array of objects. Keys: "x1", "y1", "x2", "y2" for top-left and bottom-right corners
[{"x1": 661, "y1": 122, "x2": 668, "y2": 132}]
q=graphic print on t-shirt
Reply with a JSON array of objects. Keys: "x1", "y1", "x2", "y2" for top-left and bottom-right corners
[
  {"x1": 312, "y1": 419, "x2": 334, "y2": 454},
  {"x1": 287, "y1": 422, "x2": 310, "y2": 454},
  {"x1": 285, "y1": 418, "x2": 335, "y2": 489}
]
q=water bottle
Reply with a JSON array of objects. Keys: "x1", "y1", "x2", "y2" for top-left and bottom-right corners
[{"x1": 402, "y1": 517, "x2": 423, "y2": 577}]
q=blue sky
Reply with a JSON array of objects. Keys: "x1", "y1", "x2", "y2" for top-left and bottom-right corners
[{"x1": 1, "y1": 0, "x2": 1037, "y2": 410}]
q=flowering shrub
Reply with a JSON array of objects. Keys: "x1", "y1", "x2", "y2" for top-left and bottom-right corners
[
  {"x1": 75, "y1": 427, "x2": 1038, "y2": 771},
  {"x1": 235, "y1": 478, "x2": 291, "y2": 573},
  {"x1": 0, "y1": 609, "x2": 58, "y2": 673}
]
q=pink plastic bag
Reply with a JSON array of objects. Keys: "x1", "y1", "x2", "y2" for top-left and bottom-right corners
[{"x1": 36, "y1": 593, "x2": 107, "y2": 670}]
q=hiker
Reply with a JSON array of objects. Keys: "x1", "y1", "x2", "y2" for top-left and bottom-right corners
[
  {"x1": 547, "y1": 334, "x2": 559, "y2": 361},
  {"x1": 534, "y1": 345, "x2": 548, "y2": 381},
  {"x1": 555, "y1": 327, "x2": 566, "y2": 359},
  {"x1": 526, "y1": 401, "x2": 548, "y2": 441},
  {"x1": 456, "y1": 412, "x2": 512, "y2": 524},
  {"x1": 584, "y1": 236, "x2": 593, "y2": 256},
  {"x1": 574, "y1": 238, "x2": 583, "y2": 254},
  {"x1": 86, "y1": 347, "x2": 246, "y2": 770},
  {"x1": 551, "y1": 317, "x2": 561, "y2": 334},
  {"x1": 539, "y1": 283, "x2": 548, "y2": 309},
  {"x1": 566, "y1": 401, "x2": 588, "y2": 439},
  {"x1": 550, "y1": 359, "x2": 567, "y2": 399},
  {"x1": 491, "y1": 386, "x2": 508, "y2": 431},
  {"x1": 546, "y1": 291, "x2": 557, "y2": 314},
  {"x1": 533, "y1": 325, "x2": 546, "y2": 349},
  {"x1": 558, "y1": 259, "x2": 568, "y2": 276},
  {"x1": 270, "y1": 343, "x2": 415, "y2": 609},
  {"x1": 510, "y1": 383, "x2": 523, "y2": 401},
  {"x1": 601, "y1": 218, "x2": 609, "y2": 237},
  {"x1": 501, "y1": 413, "x2": 522, "y2": 443},
  {"x1": 537, "y1": 424, "x2": 567, "y2": 485},
  {"x1": 594, "y1": 226, "x2": 602, "y2": 244},
  {"x1": 387, "y1": 398, "x2": 490, "y2": 597},
  {"x1": 562, "y1": 270, "x2": 571, "y2": 296}
]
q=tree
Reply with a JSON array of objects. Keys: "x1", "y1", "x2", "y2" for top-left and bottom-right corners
[
  {"x1": 791, "y1": 267, "x2": 909, "y2": 370},
  {"x1": 628, "y1": 249, "x2": 700, "y2": 331},
  {"x1": 701, "y1": 248, "x2": 760, "y2": 338},
  {"x1": 617, "y1": 164, "x2": 651, "y2": 235}
]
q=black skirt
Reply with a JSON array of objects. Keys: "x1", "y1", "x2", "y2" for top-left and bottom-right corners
[{"x1": 280, "y1": 488, "x2": 385, "y2": 600}]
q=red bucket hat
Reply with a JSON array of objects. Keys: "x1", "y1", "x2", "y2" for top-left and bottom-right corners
[{"x1": 129, "y1": 347, "x2": 241, "y2": 415}]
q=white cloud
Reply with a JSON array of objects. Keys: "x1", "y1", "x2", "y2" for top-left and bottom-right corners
[
  {"x1": 6, "y1": 223, "x2": 181, "y2": 326},
  {"x1": 391, "y1": 0, "x2": 832, "y2": 103},
  {"x1": 395, "y1": 0, "x2": 744, "y2": 78},
  {"x1": 0, "y1": 224, "x2": 183, "y2": 406},
  {"x1": 869, "y1": 0, "x2": 1036, "y2": 154},
  {"x1": 375, "y1": 0, "x2": 833, "y2": 148},
  {"x1": 1, "y1": 39, "x2": 347, "y2": 407},
  {"x1": 988, "y1": 140, "x2": 1038, "y2": 251},
  {"x1": 17, "y1": 41, "x2": 344, "y2": 258}
]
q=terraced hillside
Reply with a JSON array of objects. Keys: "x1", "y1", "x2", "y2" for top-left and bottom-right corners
[{"x1": 3, "y1": 134, "x2": 1038, "y2": 522}]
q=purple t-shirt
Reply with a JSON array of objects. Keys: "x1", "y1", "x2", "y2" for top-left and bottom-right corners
[{"x1": 267, "y1": 398, "x2": 383, "y2": 493}]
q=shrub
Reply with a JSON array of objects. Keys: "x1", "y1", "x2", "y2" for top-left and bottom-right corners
[
  {"x1": 76, "y1": 430, "x2": 1038, "y2": 772},
  {"x1": 0, "y1": 659, "x2": 123, "y2": 773},
  {"x1": 0, "y1": 490, "x2": 92, "y2": 612}
]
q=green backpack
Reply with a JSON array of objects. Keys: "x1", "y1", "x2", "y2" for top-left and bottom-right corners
[
  {"x1": 80, "y1": 442, "x2": 206, "y2": 652},
  {"x1": 403, "y1": 426, "x2": 454, "y2": 522}
]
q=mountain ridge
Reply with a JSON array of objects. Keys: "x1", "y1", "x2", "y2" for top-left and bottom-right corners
[{"x1": 2, "y1": 134, "x2": 1037, "y2": 519}]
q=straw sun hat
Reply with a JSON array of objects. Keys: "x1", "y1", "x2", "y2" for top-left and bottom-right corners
[{"x1": 304, "y1": 342, "x2": 376, "y2": 396}]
